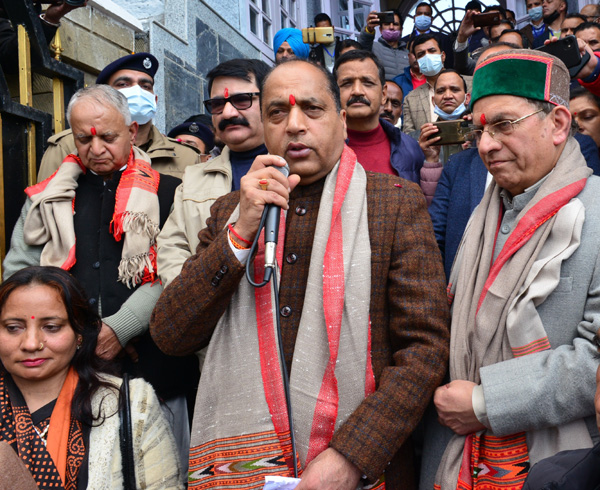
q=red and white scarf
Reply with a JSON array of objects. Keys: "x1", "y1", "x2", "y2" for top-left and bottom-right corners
[
  {"x1": 22, "y1": 147, "x2": 160, "y2": 287},
  {"x1": 436, "y1": 137, "x2": 594, "y2": 490},
  {"x1": 188, "y1": 146, "x2": 378, "y2": 488}
]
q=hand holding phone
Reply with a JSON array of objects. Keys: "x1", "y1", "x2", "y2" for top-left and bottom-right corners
[
  {"x1": 376, "y1": 11, "x2": 395, "y2": 24},
  {"x1": 536, "y1": 36, "x2": 590, "y2": 77},
  {"x1": 472, "y1": 12, "x2": 501, "y2": 28},
  {"x1": 427, "y1": 120, "x2": 470, "y2": 145}
]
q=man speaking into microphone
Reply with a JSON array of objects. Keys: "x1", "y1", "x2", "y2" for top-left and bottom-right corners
[{"x1": 150, "y1": 59, "x2": 449, "y2": 490}]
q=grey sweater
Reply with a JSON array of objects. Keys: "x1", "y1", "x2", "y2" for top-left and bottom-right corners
[{"x1": 358, "y1": 29, "x2": 410, "y2": 80}]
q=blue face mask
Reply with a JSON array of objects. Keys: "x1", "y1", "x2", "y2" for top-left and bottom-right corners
[
  {"x1": 528, "y1": 6, "x2": 543, "y2": 22},
  {"x1": 417, "y1": 53, "x2": 443, "y2": 77},
  {"x1": 434, "y1": 97, "x2": 467, "y2": 121},
  {"x1": 118, "y1": 85, "x2": 157, "y2": 125},
  {"x1": 414, "y1": 15, "x2": 432, "y2": 31}
]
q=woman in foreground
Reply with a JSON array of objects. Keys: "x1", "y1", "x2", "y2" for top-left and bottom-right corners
[{"x1": 0, "y1": 266, "x2": 182, "y2": 489}]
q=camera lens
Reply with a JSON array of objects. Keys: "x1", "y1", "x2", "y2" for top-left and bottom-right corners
[{"x1": 64, "y1": 0, "x2": 86, "y2": 6}]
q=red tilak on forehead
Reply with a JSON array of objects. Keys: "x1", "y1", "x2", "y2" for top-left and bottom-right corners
[
  {"x1": 480, "y1": 114, "x2": 487, "y2": 126},
  {"x1": 289, "y1": 94, "x2": 296, "y2": 106},
  {"x1": 224, "y1": 88, "x2": 229, "y2": 98},
  {"x1": 91, "y1": 127, "x2": 97, "y2": 136},
  {"x1": 31, "y1": 316, "x2": 35, "y2": 319}
]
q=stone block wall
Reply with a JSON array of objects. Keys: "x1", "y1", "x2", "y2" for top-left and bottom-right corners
[
  {"x1": 36, "y1": 0, "x2": 264, "y2": 134},
  {"x1": 54, "y1": 1, "x2": 142, "y2": 84},
  {"x1": 112, "y1": 0, "x2": 263, "y2": 133},
  {"x1": 30, "y1": 0, "x2": 142, "y2": 123}
]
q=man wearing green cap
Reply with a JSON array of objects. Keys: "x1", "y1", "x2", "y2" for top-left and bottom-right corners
[{"x1": 421, "y1": 49, "x2": 600, "y2": 490}]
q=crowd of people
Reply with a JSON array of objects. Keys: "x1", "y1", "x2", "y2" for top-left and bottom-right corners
[{"x1": 2, "y1": 1, "x2": 600, "y2": 489}]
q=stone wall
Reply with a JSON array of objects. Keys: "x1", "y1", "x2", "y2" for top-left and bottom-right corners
[
  {"x1": 56, "y1": 0, "x2": 143, "y2": 86},
  {"x1": 111, "y1": 0, "x2": 263, "y2": 133},
  {"x1": 29, "y1": 0, "x2": 142, "y2": 125},
  {"x1": 36, "y1": 0, "x2": 264, "y2": 134}
]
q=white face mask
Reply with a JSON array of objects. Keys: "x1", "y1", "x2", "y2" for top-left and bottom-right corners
[
  {"x1": 118, "y1": 85, "x2": 157, "y2": 125},
  {"x1": 434, "y1": 95, "x2": 468, "y2": 120},
  {"x1": 417, "y1": 53, "x2": 443, "y2": 77}
]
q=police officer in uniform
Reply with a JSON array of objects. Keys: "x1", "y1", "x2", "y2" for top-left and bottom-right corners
[
  {"x1": 167, "y1": 118, "x2": 214, "y2": 162},
  {"x1": 37, "y1": 52, "x2": 201, "y2": 181}
]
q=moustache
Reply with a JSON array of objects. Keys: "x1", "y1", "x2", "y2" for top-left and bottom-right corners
[
  {"x1": 347, "y1": 96, "x2": 371, "y2": 107},
  {"x1": 219, "y1": 117, "x2": 250, "y2": 131},
  {"x1": 380, "y1": 111, "x2": 394, "y2": 120}
]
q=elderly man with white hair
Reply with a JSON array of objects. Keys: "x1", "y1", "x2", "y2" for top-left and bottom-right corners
[{"x1": 2, "y1": 83, "x2": 186, "y2": 394}]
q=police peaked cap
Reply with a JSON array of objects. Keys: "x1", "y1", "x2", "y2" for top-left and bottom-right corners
[
  {"x1": 96, "y1": 53, "x2": 159, "y2": 84},
  {"x1": 167, "y1": 121, "x2": 215, "y2": 150}
]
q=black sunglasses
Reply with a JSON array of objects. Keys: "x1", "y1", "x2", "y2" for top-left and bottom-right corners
[{"x1": 203, "y1": 92, "x2": 260, "y2": 115}]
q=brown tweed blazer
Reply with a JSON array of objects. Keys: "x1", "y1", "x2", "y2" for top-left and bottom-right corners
[{"x1": 151, "y1": 172, "x2": 450, "y2": 487}]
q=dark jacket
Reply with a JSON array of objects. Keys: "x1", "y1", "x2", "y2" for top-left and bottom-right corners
[
  {"x1": 70, "y1": 169, "x2": 199, "y2": 400},
  {"x1": 380, "y1": 118, "x2": 425, "y2": 183},
  {"x1": 531, "y1": 24, "x2": 553, "y2": 48},
  {"x1": 71, "y1": 170, "x2": 180, "y2": 316},
  {"x1": 522, "y1": 442, "x2": 600, "y2": 490},
  {"x1": 429, "y1": 133, "x2": 600, "y2": 280},
  {"x1": 392, "y1": 65, "x2": 417, "y2": 101}
]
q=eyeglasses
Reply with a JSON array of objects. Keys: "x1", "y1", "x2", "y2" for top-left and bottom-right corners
[
  {"x1": 203, "y1": 92, "x2": 260, "y2": 115},
  {"x1": 465, "y1": 109, "x2": 545, "y2": 144}
]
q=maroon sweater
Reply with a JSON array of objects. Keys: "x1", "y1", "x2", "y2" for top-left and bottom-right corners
[{"x1": 347, "y1": 124, "x2": 394, "y2": 175}]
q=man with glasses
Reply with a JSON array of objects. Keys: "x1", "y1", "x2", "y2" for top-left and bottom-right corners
[
  {"x1": 36, "y1": 53, "x2": 201, "y2": 181},
  {"x1": 428, "y1": 44, "x2": 600, "y2": 283},
  {"x1": 157, "y1": 58, "x2": 270, "y2": 288},
  {"x1": 423, "y1": 49, "x2": 600, "y2": 490}
]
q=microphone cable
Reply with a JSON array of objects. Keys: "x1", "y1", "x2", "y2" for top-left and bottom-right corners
[{"x1": 245, "y1": 208, "x2": 299, "y2": 478}]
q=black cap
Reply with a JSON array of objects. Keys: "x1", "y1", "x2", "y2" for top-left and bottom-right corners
[
  {"x1": 465, "y1": 0, "x2": 483, "y2": 11},
  {"x1": 167, "y1": 121, "x2": 214, "y2": 150},
  {"x1": 96, "y1": 52, "x2": 159, "y2": 85},
  {"x1": 184, "y1": 113, "x2": 214, "y2": 130}
]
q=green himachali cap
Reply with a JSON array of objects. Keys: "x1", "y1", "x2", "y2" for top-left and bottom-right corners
[{"x1": 470, "y1": 49, "x2": 570, "y2": 109}]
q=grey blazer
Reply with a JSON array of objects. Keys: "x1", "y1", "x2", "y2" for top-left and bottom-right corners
[{"x1": 419, "y1": 173, "x2": 600, "y2": 489}]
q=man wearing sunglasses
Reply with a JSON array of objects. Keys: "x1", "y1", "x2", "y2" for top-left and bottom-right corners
[
  {"x1": 157, "y1": 58, "x2": 270, "y2": 287},
  {"x1": 423, "y1": 49, "x2": 600, "y2": 490},
  {"x1": 36, "y1": 52, "x2": 201, "y2": 181}
]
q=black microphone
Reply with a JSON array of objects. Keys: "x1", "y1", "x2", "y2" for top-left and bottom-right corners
[{"x1": 263, "y1": 160, "x2": 290, "y2": 281}]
